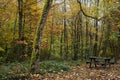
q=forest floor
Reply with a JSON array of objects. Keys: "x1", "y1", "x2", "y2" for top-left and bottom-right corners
[{"x1": 31, "y1": 61, "x2": 120, "y2": 80}]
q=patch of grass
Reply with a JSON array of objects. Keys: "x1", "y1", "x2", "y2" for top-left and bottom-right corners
[
  {"x1": 0, "y1": 60, "x2": 83, "y2": 79},
  {"x1": 0, "y1": 61, "x2": 29, "y2": 80},
  {"x1": 39, "y1": 61, "x2": 70, "y2": 73}
]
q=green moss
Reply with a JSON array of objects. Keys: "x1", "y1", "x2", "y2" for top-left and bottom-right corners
[{"x1": 30, "y1": 0, "x2": 53, "y2": 72}]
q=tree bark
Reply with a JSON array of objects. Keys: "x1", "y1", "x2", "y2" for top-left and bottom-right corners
[
  {"x1": 103, "y1": 19, "x2": 112, "y2": 56},
  {"x1": 30, "y1": 0, "x2": 53, "y2": 73},
  {"x1": 18, "y1": 0, "x2": 24, "y2": 40},
  {"x1": 63, "y1": 0, "x2": 68, "y2": 60}
]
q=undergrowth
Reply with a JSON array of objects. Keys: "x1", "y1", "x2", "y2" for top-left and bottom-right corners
[{"x1": 0, "y1": 60, "x2": 82, "y2": 79}]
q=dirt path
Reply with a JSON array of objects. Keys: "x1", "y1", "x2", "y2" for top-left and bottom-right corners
[{"x1": 31, "y1": 63, "x2": 120, "y2": 80}]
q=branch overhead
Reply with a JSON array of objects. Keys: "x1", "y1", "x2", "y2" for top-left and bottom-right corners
[{"x1": 77, "y1": 0, "x2": 105, "y2": 21}]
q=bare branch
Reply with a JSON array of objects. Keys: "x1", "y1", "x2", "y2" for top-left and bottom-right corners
[{"x1": 77, "y1": 0, "x2": 105, "y2": 21}]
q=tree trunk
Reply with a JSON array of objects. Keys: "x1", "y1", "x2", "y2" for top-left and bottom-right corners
[
  {"x1": 93, "y1": 19, "x2": 98, "y2": 56},
  {"x1": 17, "y1": 0, "x2": 24, "y2": 61},
  {"x1": 85, "y1": 17, "x2": 89, "y2": 58},
  {"x1": 102, "y1": 19, "x2": 112, "y2": 57},
  {"x1": 63, "y1": 0, "x2": 68, "y2": 60},
  {"x1": 18, "y1": 0, "x2": 24, "y2": 40},
  {"x1": 49, "y1": 8, "x2": 54, "y2": 60},
  {"x1": 30, "y1": 0, "x2": 53, "y2": 73},
  {"x1": 60, "y1": 31, "x2": 63, "y2": 59}
]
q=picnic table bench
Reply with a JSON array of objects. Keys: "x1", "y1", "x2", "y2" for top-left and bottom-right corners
[{"x1": 86, "y1": 56, "x2": 113, "y2": 68}]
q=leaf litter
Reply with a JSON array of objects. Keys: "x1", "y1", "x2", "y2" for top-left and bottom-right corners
[{"x1": 29, "y1": 61, "x2": 120, "y2": 80}]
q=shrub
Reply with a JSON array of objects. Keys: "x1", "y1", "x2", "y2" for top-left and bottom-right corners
[
  {"x1": 0, "y1": 62, "x2": 29, "y2": 80},
  {"x1": 39, "y1": 61, "x2": 70, "y2": 73}
]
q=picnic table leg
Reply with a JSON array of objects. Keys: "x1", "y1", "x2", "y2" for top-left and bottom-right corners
[
  {"x1": 104, "y1": 63, "x2": 106, "y2": 68},
  {"x1": 93, "y1": 59, "x2": 96, "y2": 67},
  {"x1": 105, "y1": 59, "x2": 110, "y2": 68},
  {"x1": 89, "y1": 59, "x2": 92, "y2": 68},
  {"x1": 108, "y1": 60, "x2": 111, "y2": 67},
  {"x1": 89, "y1": 62, "x2": 91, "y2": 68},
  {"x1": 104, "y1": 60, "x2": 107, "y2": 68},
  {"x1": 94, "y1": 60, "x2": 97, "y2": 67}
]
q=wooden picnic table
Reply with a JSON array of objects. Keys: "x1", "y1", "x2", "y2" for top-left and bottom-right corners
[{"x1": 88, "y1": 56, "x2": 111, "y2": 68}]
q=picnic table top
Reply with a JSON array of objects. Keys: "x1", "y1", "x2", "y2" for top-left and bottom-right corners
[
  {"x1": 89, "y1": 56, "x2": 111, "y2": 60},
  {"x1": 89, "y1": 56, "x2": 110, "y2": 58}
]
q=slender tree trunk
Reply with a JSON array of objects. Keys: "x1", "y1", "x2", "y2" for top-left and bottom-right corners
[
  {"x1": 118, "y1": 28, "x2": 120, "y2": 58},
  {"x1": 72, "y1": 12, "x2": 81, "y2": 60},
  {"x1": 63, "y1": 0, "x2": 68, "y2": 60},
  {"x1": 89, "y1": 25, "x2": 94, "y2": 56},
  {"x1": 98, "y1": 24, "x2": 104, "y2": 53},
  {"x1": 17, "y1": 0, "x2": 24, "y2": 61},
  {"x1": 60, "y1": 31, "x2": 63, "y2": 58},
  {"x1": 85, "y1": 17, "x2": 89, "y2": 58},
  {"x1": 49, "y1": 8, "x2": 54, "y2": 59},
  {"x1": 79, "y1": 11, "x2": 83, "y2": 59},
  {"x1": 93, "y1": 0, "x2": 99, "y2": 56},
  {"x1": 73, "y1": 16, "x2": 79, "y2": 60},
  {"x1": 18, "y1": 0, "x2": 23, "y2": 40},
  {"x1": 93, "y1": 19, "x2": 98, "y2": 56},
  {"x1": 103, "y1": 19, "x2": 112, "y2": 56},
  {"x1": 30, "y1": 0, "x2": 53, "y2": 73},
  {"x1": 13, "y1": 14, "x2": 17, "y2": 40}
]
